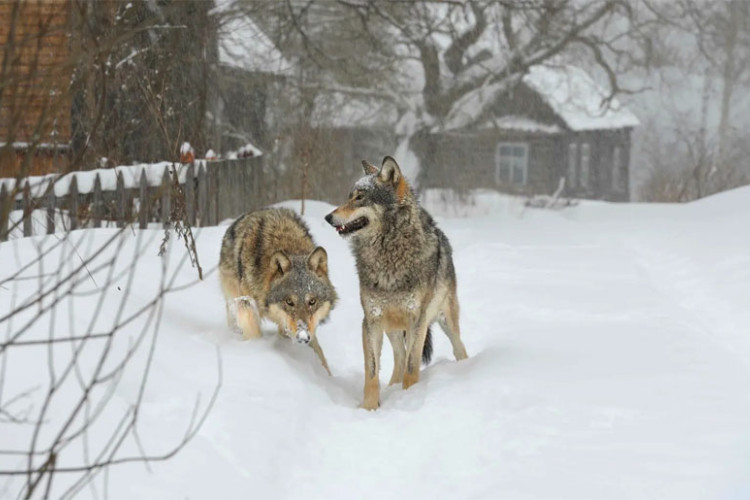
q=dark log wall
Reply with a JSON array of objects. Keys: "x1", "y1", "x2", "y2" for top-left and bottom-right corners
[{"x1": 425, "y1": 128, "x2": 632, "y2": 201}]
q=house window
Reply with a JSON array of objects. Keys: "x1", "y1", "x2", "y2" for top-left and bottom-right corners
[
  {"x1": 612, "y1": 146, "x2": 624, "y2": 191},
  {"x1": 567, "y1": 143, "x2": 578, "y2": 189},
  {"x1": 495, "y1": 143, "x2": 528, "y2": 186},
  {"x1": 580, "y1": 143, "x2": 591, "y2": 190}
]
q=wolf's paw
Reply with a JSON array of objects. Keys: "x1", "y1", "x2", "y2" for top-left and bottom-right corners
[
  {"x1": 454, "y1": 346, "x2": 468, "y2": 361},
  {"x1": 240, "y1": 328, "x2": 262, "y2": 341},
  {"x1": 360, "y1": 399, "x2": 380, "y2": 411},
  {"x1": 402, "y1": 373, "x2": 419, "y2": 390}
]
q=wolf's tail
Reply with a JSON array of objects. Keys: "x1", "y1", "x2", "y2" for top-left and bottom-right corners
[{"x1": 422, "y1": 327, "x2": 433, "y2": 365}]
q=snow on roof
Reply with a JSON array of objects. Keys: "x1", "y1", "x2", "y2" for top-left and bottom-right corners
[
  {"x1": 0, "y1": 142, "x2": 70, "y2": 150},
  {"x1": 479, "y1": 115, "x2": 562, "y2": 134},
  {"x1": 442, "y1": 64, "x2": 639, "y2": 133},
  {"x1": 215, "y1": 2, "x2": 293, "y2": 77},
  {"x1": 440, "y1": 79, "x2": 517, "y2": 132},
  {"x1": 523, "y1": 65, "x2": 640, "y2": 131}
]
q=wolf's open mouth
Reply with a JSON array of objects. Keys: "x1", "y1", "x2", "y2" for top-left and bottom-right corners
[{"x1": 335, "y1": 217, "x2": 368, "y2": 235}]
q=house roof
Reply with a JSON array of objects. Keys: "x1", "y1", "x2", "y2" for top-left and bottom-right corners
[
  {"x1": 214, "y1": 2, "x2": 293, "y2": 77},
  {"x1": 523, "y1": 65, "x2": 640, "y2": 131},
  {"x1": 479, "y1": 115, "x2": 562, "y2": 134},
  {"x1": 442, "y1": 64, "x2": 639, "y2": 133}
]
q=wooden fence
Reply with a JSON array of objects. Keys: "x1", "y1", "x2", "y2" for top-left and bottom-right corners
[{"x1": 0, "y1": 157, "x2": 271, "y2": 240}]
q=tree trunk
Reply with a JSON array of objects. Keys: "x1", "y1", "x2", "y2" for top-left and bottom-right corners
[{"x1": 717, "y1": 1, "x2": 740, "y2": 170}]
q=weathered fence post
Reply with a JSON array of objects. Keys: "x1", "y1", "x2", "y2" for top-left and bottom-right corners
[
  {"x1": 197, "y1": 164, "x2": 208, "y2": 227},
  {"x1": 0, "y1": 183, "x2": 8, "y2": 241},
  {"x1": 116, "y1": 172, "x2": 125, "y2": 228},
  {"x1": 207, "y1": 163, "x2": 217, "y2": 225},
  {"x1": 23, "y1": 181, "x2": 32, "y2": 237},
  {"x1": 253, "y1": 157, "x2": 264, "y2": 209},
  {"x1": 92, "y1": 173, "x2": 102, "y2": 228},
  {"x1": 69, "y1": 175, "x2": 78, "y2": 230},
  {"x1": 139, "y1": 169, "x2": 148, "y2": 229},
  {"x1": 229, "y1": 159, "x2": 240, "y2": 217},
  {"x1": 46, "y1": 182, "x2": 56, "y2": 235},
  {"x1": 161, "y1": 166, "x2": 171, "y2": 228},
  {"x1": 185, "y1": 162, "x2": 195, "y2": 226}
]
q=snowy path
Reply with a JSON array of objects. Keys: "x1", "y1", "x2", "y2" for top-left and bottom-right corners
[{"x1": 2, "y1": 191, "x2": 750, "y2": 499}]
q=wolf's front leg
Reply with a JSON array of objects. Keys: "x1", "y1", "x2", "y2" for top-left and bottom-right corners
[
  {"x1": 403, "y1": 320, "x2": 429, "y2": 390},
  {"x1": 309, "y1": 337, "x2": 332, "y2": 376},
  {"x1": 237, "y1": 301, "x2": 261, "y2": 340},
  {"x1": 386, "y1": 330, "x2": 406, "y2": 385},
  {"x1": 362, "y1": 319, "x2": 383, "y2": 410}
]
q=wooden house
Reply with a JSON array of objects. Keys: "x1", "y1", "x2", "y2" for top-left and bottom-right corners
[
  {"x1": 0, "y1": 1, "x2": 72, "y2": 178},
  {"x1": 419, "y1": 65, "x2": 639, "y2": 201},
  {"x1": 1, "y1": 1, "x2": 217, "y2": 178},
  {"x1": 213, "y1": 8, "x2": 293, "y2": 153}
]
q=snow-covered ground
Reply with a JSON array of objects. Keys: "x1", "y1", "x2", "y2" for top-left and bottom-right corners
[{"x1": 2, "y1": 188, "x2": 750, "y2": 499}]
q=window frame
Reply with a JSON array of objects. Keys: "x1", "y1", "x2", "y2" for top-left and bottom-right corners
[{"x1": 495, "y1": 142, "x2": 529, "y2": 186}]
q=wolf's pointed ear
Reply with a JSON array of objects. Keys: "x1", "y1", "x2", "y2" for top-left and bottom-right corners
[
  {"x1": 307, "y1": 246, "x2": 328, "y2": 278},
  {"x1": 269, "y1": 251, "x2": 291, "y2": 282},
  {"x1": 379, "y1": 156, "x2": 402, "y2": 185},
  {"x1": 362, "y1": 160, "x2": 378, "y2": 176}
]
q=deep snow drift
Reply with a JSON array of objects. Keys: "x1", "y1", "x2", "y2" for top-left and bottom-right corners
[{"x1": 2, "y1": 188, "x2": 750, "y2": 499}]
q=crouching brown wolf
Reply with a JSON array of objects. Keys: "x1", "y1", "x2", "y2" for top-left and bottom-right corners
[
  {"x1": 325, "y1": 156, "x2": 468, "y2": 409},
  {"x1": 219, "y1": 208, "x2": 337, "y2": 375}
]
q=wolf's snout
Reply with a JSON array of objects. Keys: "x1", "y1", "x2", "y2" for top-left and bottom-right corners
[
  {"x1": 324, "y1": 213, "x2": 334, "y2": 225},
  {"x1": 295, "y1": 321, "x2": 310, "y2": 344}
]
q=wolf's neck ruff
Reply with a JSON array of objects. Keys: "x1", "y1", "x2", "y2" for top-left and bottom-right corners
[{"x1": 353, "y1": 208, "x2": 432, "y2": 293}]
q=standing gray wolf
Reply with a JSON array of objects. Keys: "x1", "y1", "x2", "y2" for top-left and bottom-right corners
[
  {"x1": 219, "y1": 208, "x2": 337, "y2": 375},
  {"x1": 325, "y1": 156, "x2": 468, "y2": 409}
]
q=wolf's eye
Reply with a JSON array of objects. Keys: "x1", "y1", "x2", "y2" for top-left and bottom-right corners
[
  {"x1": 354, "y1": 193, "x2": 364, "y2": 201},
  {"x1": 308, "y1": 298, "x2": 317, "y2": 306},
  {"x1": 285, "y1": 298, "x2": 295, "y2": 307}
]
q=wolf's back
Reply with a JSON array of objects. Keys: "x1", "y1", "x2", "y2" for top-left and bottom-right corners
[{"x1": 220, "y1": 208, "x2": 316, "y2": 288}]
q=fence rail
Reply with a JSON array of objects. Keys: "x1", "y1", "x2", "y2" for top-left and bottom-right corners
[{"x1": 0, "y1": 157, "x2": 269, "y2": 241}]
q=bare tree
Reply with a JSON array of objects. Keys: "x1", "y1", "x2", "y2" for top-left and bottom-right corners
[
  {"x1": 232, "y1": 0, "x2": 652, "y2": 196},
  {"x1": 679, "y1": 0, "x2": 750, "y2": 169},
  {"x1": 71, "y1": 0, "x2": 216, "y2": 167},
  {"x1": 0, "y1": 227, "x2": 220, "y2": 499},
  {"x1": 637, "y1": 0, "x2": 750, "y2": 201},
  {"x1": 1, "y1": 2, "x2": 221, "y2": 498}
]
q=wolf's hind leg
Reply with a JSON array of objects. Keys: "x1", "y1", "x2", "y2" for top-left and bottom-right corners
[
  {"x1": 439, "y1": 290, "x2": 468, "y2": 361},
  {"x1": 386, "y1": 330, "x2": 406, "y2": 385},
  {"x1": 309, "y1": 337, "x2": 332, "y2": 376},
  {"x1": 237, "y1": 301, "x2": 261, "y2": 340}
]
